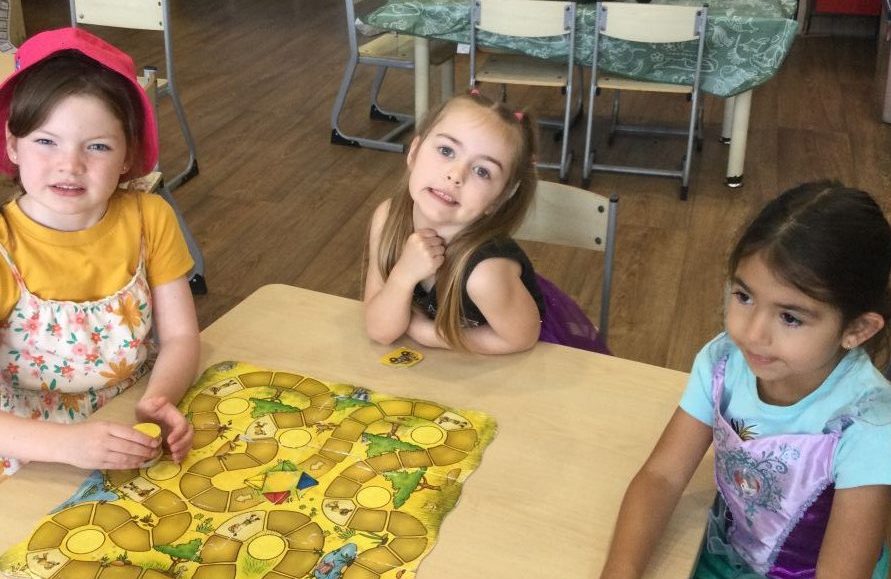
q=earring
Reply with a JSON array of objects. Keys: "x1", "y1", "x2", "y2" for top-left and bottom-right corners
[{"x1": 843, "y1": 338, "x2": 857, "y2": 350}]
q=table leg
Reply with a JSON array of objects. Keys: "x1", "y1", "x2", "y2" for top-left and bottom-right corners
[
  {"x1": 725, "y1": 90, "x2": 752, "y2": 188},
  {"x1": 720, "y1": 95, "x2": 735, "y2": 144},
  {"x1": 440, "y1": 58, "x2": 455, "y2": 102},
  {"x1": 414, "y1": 37, "x2": 431, "y2": 121}
]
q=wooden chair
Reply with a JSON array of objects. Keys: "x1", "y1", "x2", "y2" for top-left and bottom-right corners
[
  {"x1": 70, "y1": 0, "x2": 199, "y2": 193},
  {"x1": 582, "y1": 2, "x2": 708, "y2": 200},
  {"x1": 331, "y1": 0, "x2": 455, "y2": 153},
  {"x1": 514, "y1": 180, "x2": 618, "y2": 344},
  {"x1": 470, "y1": 0, "x2": 579, "y2": 182}
]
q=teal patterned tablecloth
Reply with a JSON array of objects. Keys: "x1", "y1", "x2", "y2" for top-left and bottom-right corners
[{"x1": 366, "y1": 0, "x2": 799, "y2": 98}]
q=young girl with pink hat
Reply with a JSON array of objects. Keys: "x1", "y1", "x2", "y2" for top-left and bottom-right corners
[{"x1": 0, "y1": 27, "x2": 198, "y2": 475}]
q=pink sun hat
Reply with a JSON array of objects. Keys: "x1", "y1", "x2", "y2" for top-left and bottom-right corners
[{"x1": 0, "y1": 27, "x2": 159, "y2": 178}]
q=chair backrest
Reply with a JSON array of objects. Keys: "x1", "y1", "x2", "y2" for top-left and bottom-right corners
[
  {"x1": 473, "y1": 0, "x2": 575, "y2": 38},
  {"x1": 469, "y1": 0, "x2": 577, "y2": 88},
  {"x1": 70, "y1": 0, "x2": 179, "y2": 86},
  {"x1": 597, "y1": 2, "x2": 706, "y2": 44},
  {"x1": 70, "y1": 0, "x2": 164, "y2": 32},
  {"x1": 514, "y1": 180, "x2": 618, "y2": 340}
]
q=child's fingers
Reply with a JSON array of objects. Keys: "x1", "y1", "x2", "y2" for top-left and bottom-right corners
[
  {"x1": 164, "y1": 421, "x2": 190, "y2": 447},
  {"x1": 168, "y1": 431, "x2": 193, "y2": 463},
  {"x1": 109, "y1": 422, "x2": 161, "y2": 449}
]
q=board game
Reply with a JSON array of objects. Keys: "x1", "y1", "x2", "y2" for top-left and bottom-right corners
[{"x1": 0, "y1": 361, "x2": 497, "y2": 579}]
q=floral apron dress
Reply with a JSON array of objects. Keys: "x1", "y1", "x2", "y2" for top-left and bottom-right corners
[
  {"x1": 0, "y1": 241, "x2": 153, "y2": 476},
  {"x1": 698, "y1": 356, "x2": 887, "y2": 579}
]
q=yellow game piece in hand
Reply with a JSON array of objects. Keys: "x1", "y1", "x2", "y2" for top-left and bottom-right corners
[
  {"x1": 133, "y1": 422, "x2": 162, "y2": 467},
  {"x1": 133, "y1": 422, "x2": 161, "y2": 440}
]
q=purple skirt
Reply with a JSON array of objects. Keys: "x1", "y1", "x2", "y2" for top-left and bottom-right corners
[{"x1": 536, "y1": 274, "x2": 610, "y2": 355}]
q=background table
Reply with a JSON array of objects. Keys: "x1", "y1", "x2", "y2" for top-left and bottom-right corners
[
  {"x1": 0, "y1": 285, "x2": 715, "y2": 578},
  {"x1": 367, "y1": 0, "x2": 799, "y2": 186}
]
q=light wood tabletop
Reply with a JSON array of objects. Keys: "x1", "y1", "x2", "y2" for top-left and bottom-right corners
[{"x1": 0, "y1": 284, "x2": 715, "y2": 578}]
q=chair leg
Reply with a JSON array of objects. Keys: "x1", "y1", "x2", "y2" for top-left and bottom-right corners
[
  {"x1": 369, "y1": 66, "x2": 412, "y2": 124},
  {"x1": 330, "y1": 55, "x2": 410, "y2": 154},
  {"x1": 161, "y1": 81, "x2": 200, "y2": 192},
  {"x1": 558, "y1": 80, "x2": 574, "y2": 182},
  {"x1": 155, "y1": 182, "x2": 207, "y2": 294},
  {"x1": 608, "y1": 91, "x2": 620, "y2": 146},
  {"x1": 695, "y1": 95, "x2": 705, "y2": 152},
  {"x1": 582, "y1": 78, "x2": 598, "y2": 187},
  {"x1": 680, "y1": 91, "x2": 700, "y2": 201}
]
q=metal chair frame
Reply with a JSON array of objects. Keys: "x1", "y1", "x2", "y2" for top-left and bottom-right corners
[
  {"x1": 582, "y1": 2, "x2": 708, "y2": 200},
  {"x1": 331, "y1": 0, "x2": 455, "y2": 153}
]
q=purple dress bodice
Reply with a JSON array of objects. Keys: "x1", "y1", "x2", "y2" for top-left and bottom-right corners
[{"x1": 711, "y1": 357, "x2": 840, "y2": 578}]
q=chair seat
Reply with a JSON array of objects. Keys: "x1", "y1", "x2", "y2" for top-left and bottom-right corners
[
  {"x1": 360, "y1": 33, "x2": 454, "y2": 65},
  {"x1": 476, "y1": 53, "x2": 568, "y2": 87},
  {"x1": 598, "y1": 75, "x2": 692, "y2": 94},
  {"x1": 138, "y1": 75, "x2": 168, "y2": 90},
  {"x1": 121, "y1": 171, "x2": 163, "y2": 193},
  {"x1": 0, "y1": 51, "x2": 14, "y2": 79}
]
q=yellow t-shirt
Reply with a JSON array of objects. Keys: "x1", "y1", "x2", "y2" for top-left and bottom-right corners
[{"x1": 0, "y1": 191, "x2": 194, "y2": 320}]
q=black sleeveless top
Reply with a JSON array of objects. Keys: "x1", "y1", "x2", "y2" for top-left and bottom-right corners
[{"x1": 412, "y1": 238, "x2": 545, "y2": 327}]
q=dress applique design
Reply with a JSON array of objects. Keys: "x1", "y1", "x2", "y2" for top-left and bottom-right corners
[
  {"x1": 709, "y1": 356, "x2": 841, "y2": 578},
  {"x1": 0, "y1": 241, "x2": 153, "y2": 477}
]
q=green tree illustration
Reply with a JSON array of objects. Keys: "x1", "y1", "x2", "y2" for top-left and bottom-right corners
[
  {"x1": 154, "y1": 539, "x2": 202, "y2": 574},
  {"x1": 383, "y1": 469, "x2": 428, "y2": 508},
  {"x1": 363, "y1": 433, "x2": 421, "y2": 458}
]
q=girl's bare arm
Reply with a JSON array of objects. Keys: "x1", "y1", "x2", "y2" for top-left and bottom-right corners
[
  {"x1": 816, "y1": 484, "x2": 891, "y2": 579},
  {"x1": 601, "y1": 408, "x2": 713, "y2": 579}
]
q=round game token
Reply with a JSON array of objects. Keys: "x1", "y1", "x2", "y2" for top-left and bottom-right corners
[
  {"x1": 133, "y1": 422, "x2": 163, "y2": 467},
  {"x1": 133, "y1": 422, "x2": 162, "y2": 440}
]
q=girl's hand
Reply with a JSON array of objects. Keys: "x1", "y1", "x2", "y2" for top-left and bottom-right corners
[
  {"x1": 63, "y1": 421, "x2": 161, "y2": 470},
  {"x1": 392, "y1": 228, "x2": 445, "y2": 285},
  {"x1": 136, "y1": 396, "x2": 194, "y2": 463}
]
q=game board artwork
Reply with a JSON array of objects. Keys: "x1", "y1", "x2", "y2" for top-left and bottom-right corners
[{"x1": 0, "y1": 362, "x2": 497, "y2": 579}]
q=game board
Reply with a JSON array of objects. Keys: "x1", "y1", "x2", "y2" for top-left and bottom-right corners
[{"x1": 0, "y1": 361, "x2": 497, "y2": 579}]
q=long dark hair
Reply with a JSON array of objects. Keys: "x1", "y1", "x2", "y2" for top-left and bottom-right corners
[{"x1": 729, "y1": 181, "x2": 891, "y2": 364}]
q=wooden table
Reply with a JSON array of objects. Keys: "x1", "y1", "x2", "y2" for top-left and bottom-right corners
[{"x1": 0, "y1": 285, "x2": 715, "y2": 578}]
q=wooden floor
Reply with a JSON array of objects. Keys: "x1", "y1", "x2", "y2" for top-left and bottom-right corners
[{"x1": 19, "y1": 1, "x2": 891, "y2": 373}]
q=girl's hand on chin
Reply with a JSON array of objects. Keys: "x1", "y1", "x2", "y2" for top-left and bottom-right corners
[{"x1": 394, "y1": 229, "x2": 446, "y2": 284}]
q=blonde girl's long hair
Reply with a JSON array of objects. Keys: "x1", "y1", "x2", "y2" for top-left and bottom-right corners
[{"x1": 375, "y1": 91, "x2": 539, "y2": 350}]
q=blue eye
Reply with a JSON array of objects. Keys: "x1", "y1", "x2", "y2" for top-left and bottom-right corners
[
  {"x1": 88, "y1": 143, "x2": 112, "y2": 152},
  {"x1": 436, "y1": 145, "x2": 454, "y2": 158},
  {"x1": 473, "y1": 166, "x2": 491, "y2": 179},
  {"x1": 34, "y1": 138, "x2": 54, "y2": 146}
]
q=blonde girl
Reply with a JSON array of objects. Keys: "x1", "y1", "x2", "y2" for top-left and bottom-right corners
[{"x1": 365, "y1": 90, "x2": 607, "y2": 355}]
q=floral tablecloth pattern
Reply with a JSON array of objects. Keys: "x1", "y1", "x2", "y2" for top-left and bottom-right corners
[{"x1": 366, "y1": 0, "x2": 799, "y2": 97}]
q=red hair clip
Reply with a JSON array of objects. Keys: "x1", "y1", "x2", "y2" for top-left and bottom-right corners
[{"x1": 514, "y1": 111, "x2": 524, "y2": 121}]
